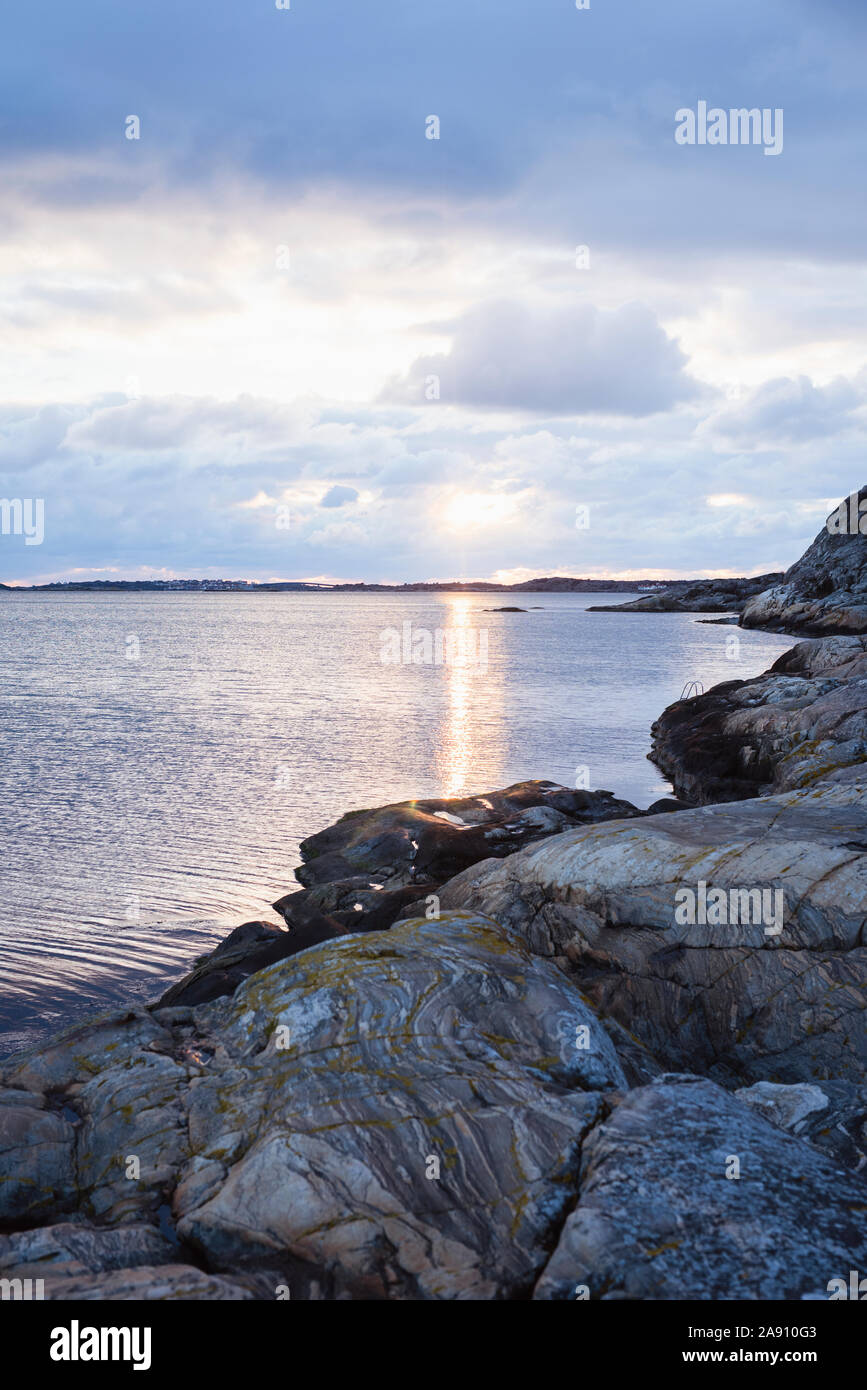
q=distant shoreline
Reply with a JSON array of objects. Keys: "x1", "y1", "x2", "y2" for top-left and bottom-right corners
[{"x1": 0, "y1": 576, "x2": 747, "y2": 595}]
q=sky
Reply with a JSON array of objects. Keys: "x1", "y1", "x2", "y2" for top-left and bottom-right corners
[{"x1": 1, "y1": 0, "x2": 866, "y2": 584}]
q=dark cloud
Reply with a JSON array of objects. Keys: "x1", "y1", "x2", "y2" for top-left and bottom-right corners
[{"x1": 3, "y1": 1, "x2": 866, "y2": 259}]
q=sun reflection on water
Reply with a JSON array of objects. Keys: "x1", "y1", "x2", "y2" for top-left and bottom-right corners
[{"x1": 436, "y1": 597, "x2": 501, "y2": 799}]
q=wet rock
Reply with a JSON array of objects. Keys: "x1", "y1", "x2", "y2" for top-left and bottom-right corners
[
  {"x1": 155, "y1": 918, "x2": 345, "y2": 1010},
  {"x1": 645, "y1": 797, "x2": 692, "y2": 814},
  {"x1": 273, "y1": 880, "x2": 429, "y2": 936},
  {"x1": 293, "y1": 780, "x2": 642, "y2": 891},
  {"x1": 155, "y1": 783, "x2": 645, "y2": 1014}
]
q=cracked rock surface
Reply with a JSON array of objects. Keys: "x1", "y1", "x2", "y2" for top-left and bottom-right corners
[
  {"x1": 534, "y1": 1076, "x2": 867, "y2": 1300},
  {"x1": 1, "y1": 901, "x2": 865, "y2": 1298},
  {"x1": 437, "y1": 783, "x2": 867, "y2": 1088}
]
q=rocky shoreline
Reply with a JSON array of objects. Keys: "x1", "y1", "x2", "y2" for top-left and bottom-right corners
[
  {"x1": 587, "y1": 572, "x2": 783, "y2": 614},
  {"x1": 650, "y1": 635, "x2": 867, "y2": 804},
  {"x1": 1, "y1": 497, "x2": 865, "y2": 1300}
]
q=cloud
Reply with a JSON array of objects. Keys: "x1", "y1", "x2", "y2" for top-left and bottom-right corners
[
  {"x1": 2, "y1": 2, "x2": 867, "y2": 585},
  {"x1": 707, "y1": 373, "x2": 865, "y2": 444},
  {"x1": 234, "y1": 490, "x2": 278, "y2": 510},
  {"x1": 306, "y1": 520, "x2": 368, "y2": 548},
  {"x1": 0, "y1": 404, "x2": 79, "y2": 472},
  {"x1": 4, "y1": 0, "x2": 866, "y2": 269},
  {"x1": 320, "y1": 485, "x2": 359, "y2": 508},
  {"x1": 4, "y1": 381, "x2": 864, "y2": 589},
  {"x1": 6, "y1": 275, "x2": 236, "y2": 328},
  {"x1": 383, "y1": 300, "x2": 702, "y2": 416},
  {"x1": 64, "y1": 395, "x2": 307, "y2": 453}
]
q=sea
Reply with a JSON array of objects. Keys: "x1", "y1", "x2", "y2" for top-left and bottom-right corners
[{"x1": 0, "y1": 590, "x2": 795, "y2": 1055}]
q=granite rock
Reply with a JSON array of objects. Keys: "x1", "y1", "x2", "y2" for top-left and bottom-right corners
[
  {"x1": 742, "y1": 486, "x2": 867, "y2": 635},
  {"x1": 437, "y1": 782, "x2": 867, "y2": 1088},
  {"x1": 649, "y1": 635, "x2": 867, "y2": 803},
  {"x1": 534, "y1": 1076, "x2": 867, "y2": 1300}
]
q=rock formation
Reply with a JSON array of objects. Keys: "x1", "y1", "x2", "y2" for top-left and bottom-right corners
[
  {"x1": 436, "y1": 783, "x2": 867, "y2": 1100},
  {"x1": 649, "y1": 635, "x2": 867, "y2": 804},
  {"x1": 588, "y1": 573, "x2": 782, "y2": 614},
  {"x1": 741, "y1": 486, "x2": 867, "y2": 635},
  {"x1": 157, "y1": 782, "x2": 643, "y2": 1010},
  {"x1": 2, "y1": 909, "x2": 865, "y2": 1299},
  {"x1": 290, "y1": 780, "x2": 641, "y2": 890}
]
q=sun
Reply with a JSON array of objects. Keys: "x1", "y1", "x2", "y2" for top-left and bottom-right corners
[{"x1": 440, "y1": 491, "x2": 517, "y2": 533}]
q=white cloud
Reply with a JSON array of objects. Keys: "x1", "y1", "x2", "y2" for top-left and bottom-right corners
[
  {"x1": 705, "y1": 372, "x2": 865, "y2": 445},
  {"x1": 383, "y1": 299, "x2": 703, "y2": 416}
]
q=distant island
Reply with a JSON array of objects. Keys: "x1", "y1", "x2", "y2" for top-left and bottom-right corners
[{"x1": 2, "y1": 575, "x2": 750, "y2": 594}]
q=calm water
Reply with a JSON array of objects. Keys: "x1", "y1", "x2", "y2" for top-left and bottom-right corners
[{"x1": 0, "y1": 590, "x2": 795, "y2": 1053}]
